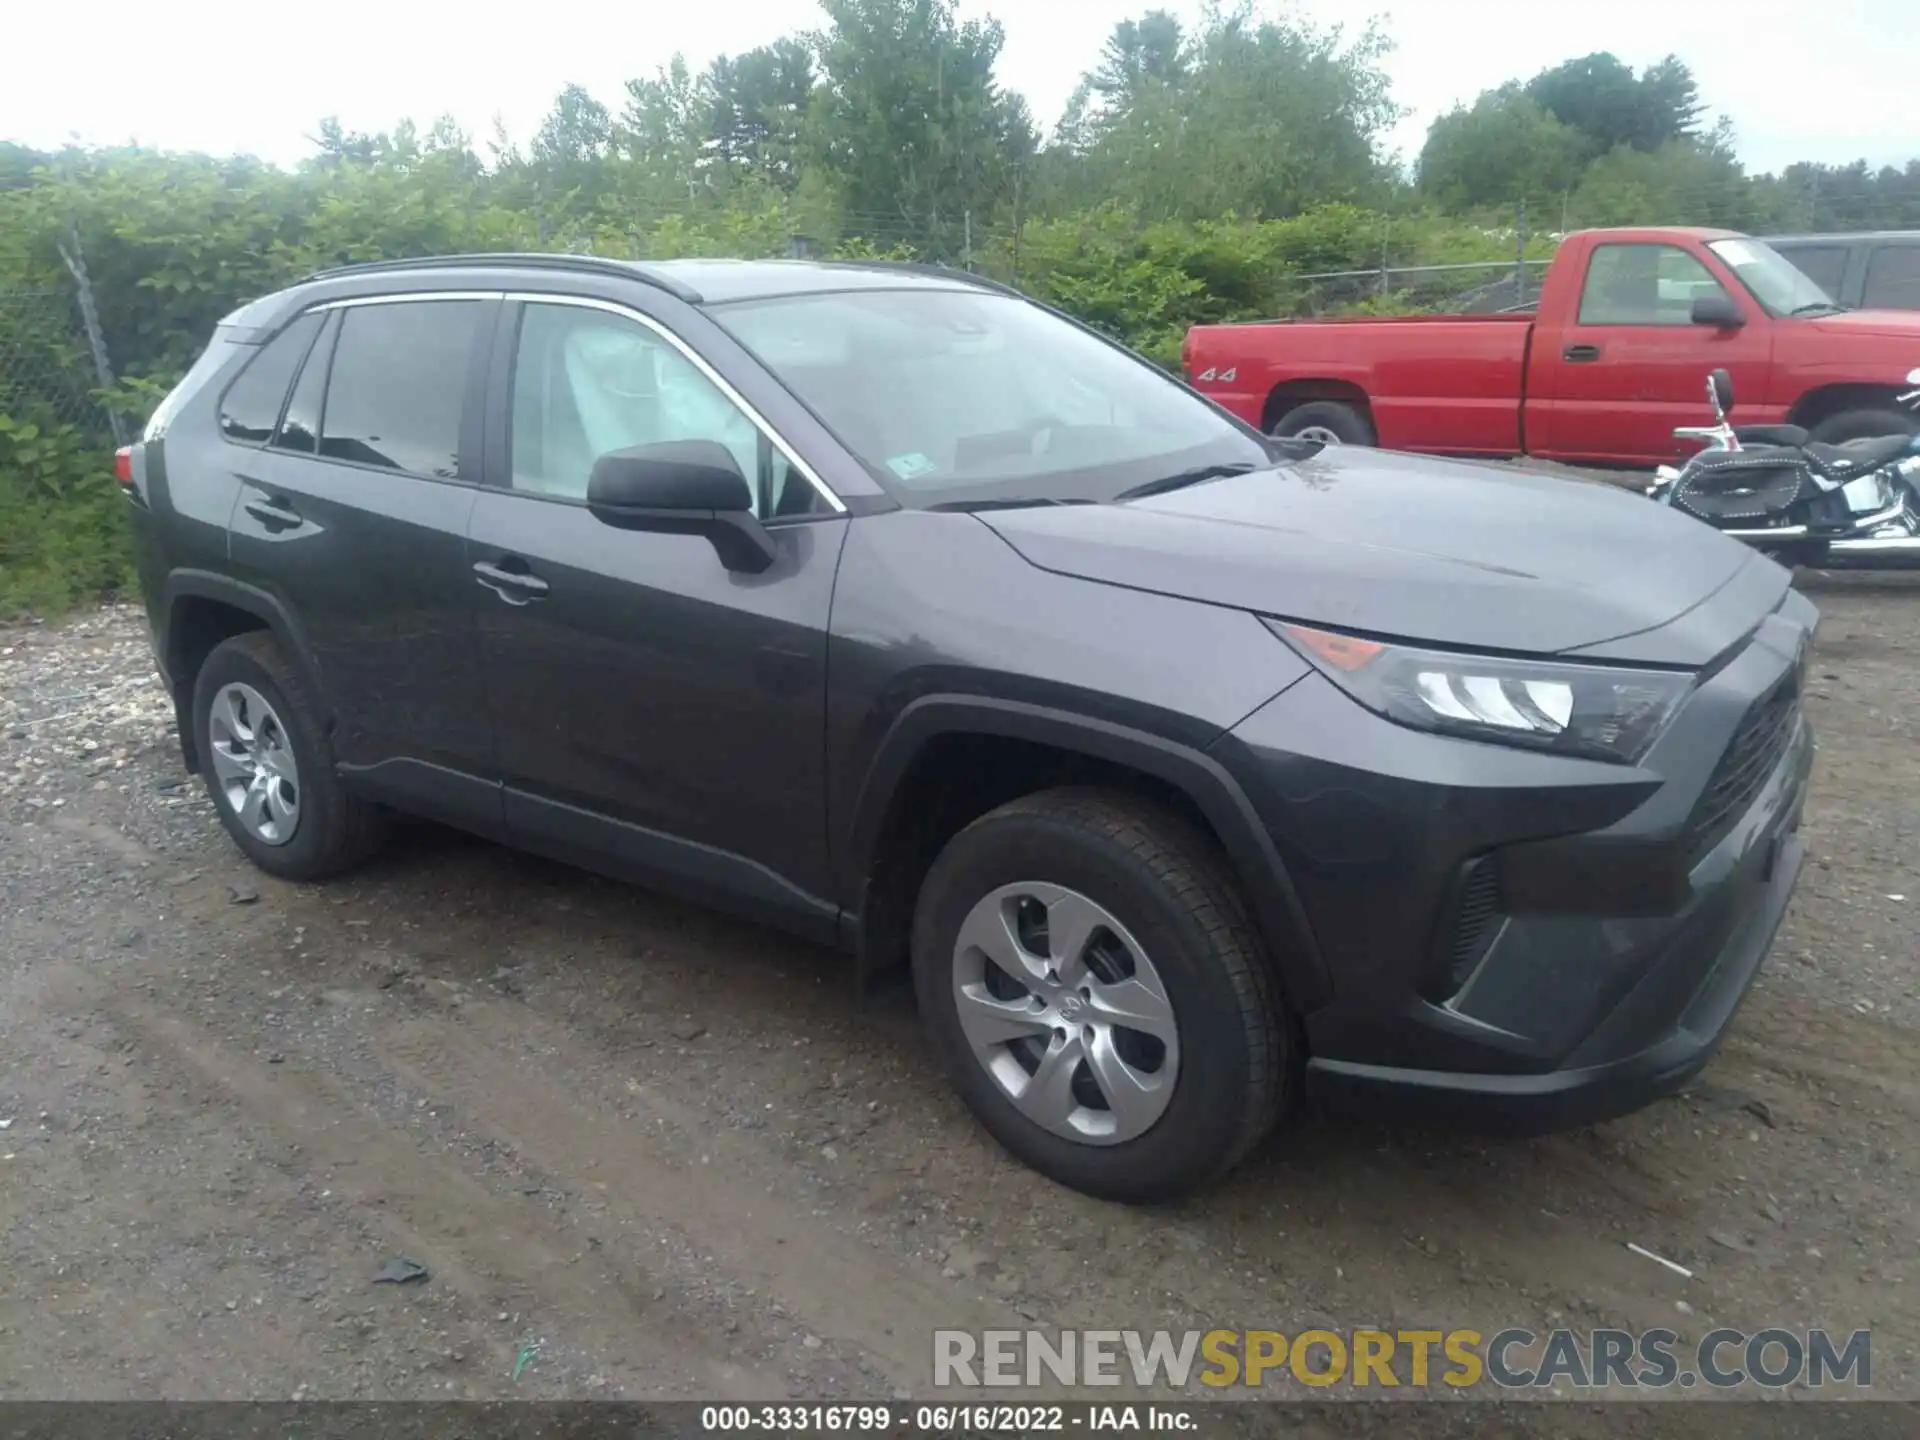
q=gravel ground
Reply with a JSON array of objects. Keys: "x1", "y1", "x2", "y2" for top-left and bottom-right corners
[{"x1": 0, "y1": 579, "x2": 1916, "y2": 1433}]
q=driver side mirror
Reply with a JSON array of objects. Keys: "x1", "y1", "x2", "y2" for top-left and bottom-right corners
[
  {"x1": 1691, "y1": 293, "x2": 1745, "y2": 329},
  {"x1": 586, "y1": 440, "x2": 777, "y2": 574},
  {"x1": 1708, "y1": 368, "x2": 1735, "y2": 417}
]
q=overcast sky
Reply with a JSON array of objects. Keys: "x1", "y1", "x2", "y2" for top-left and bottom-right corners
[{"x1": 2, "y1": 0, "x2": 1914, "y2": 176}]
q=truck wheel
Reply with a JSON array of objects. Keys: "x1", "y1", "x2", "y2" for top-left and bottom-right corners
[
  {"x1": 191, "y1": 631, "x2": 385, "y2": 882},
  {"x1": 1271, "y1": 400, "x2": 1374, "y2": 446},
  {"x1": 910, "y1": 786, "x2": 1293, "y2": 1202},
  {"x1": 1808, "y1": 407, "x2": 1919, "y2": 446}
]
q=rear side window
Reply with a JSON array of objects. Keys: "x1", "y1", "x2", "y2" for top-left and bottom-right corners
[
  {"x1": 218, "y1": 312, "x2": 323, "y2": 443},
  {"x1": 274, "y1": 310, "x2": 339, "y2": 455},
  {"x1": 1863, "y1": 246, "x2": 1920, "y2": 310},
  {"x1": 318, "y1": 300, "x2": 481, "y2": 478},
  {"x1": 1776, "y1": 245, "x2": 1848, "y2": 301}
]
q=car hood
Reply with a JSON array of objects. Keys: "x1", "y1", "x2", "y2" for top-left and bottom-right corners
[
  {"x1": 1804, "y1": 309, "x2": 1920, "y2": 341},
  {"x1": 979, "y1": 447, "x2": 1789, "y2": 665}
]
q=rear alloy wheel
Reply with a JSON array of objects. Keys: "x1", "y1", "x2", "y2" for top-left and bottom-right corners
[
  {"x1": 191, "y1": 631, "x2": 385, "y2": 881},
  {"x1": 1270, "y1": 400, "x2": 1374, "y2": 447},
  {"x1": 912, "y1": 787, "x2": 1292, "y2": 1202}
]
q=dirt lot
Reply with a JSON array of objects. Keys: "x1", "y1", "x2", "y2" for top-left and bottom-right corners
[{"x1": 1, "y1": 568, "x2": 1916, "y2": 1433}]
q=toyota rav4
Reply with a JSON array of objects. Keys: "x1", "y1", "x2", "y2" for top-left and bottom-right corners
[{"x1": 120, "y1": 254, "x2": 1815, "y2": 1201}]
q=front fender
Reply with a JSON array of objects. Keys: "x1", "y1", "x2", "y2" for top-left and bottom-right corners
[{"x1": 844, "y1": 694, "x2": 1332, "y2": 1012}]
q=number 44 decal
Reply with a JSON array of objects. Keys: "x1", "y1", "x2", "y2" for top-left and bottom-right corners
[{"x1": 1194, "y1": 366, "x2": 1237, "y2": 383}]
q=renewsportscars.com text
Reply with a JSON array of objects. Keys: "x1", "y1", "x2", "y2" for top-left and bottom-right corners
[{"x1": 933, "y1": 1327, "x2": 1872, "y2": 1391}]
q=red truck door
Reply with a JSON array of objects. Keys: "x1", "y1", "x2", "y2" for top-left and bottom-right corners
[{"x1": 1527, "y1": 239, "x2": 1772, "y2": 464}]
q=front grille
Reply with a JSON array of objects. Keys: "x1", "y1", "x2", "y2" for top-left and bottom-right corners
[{"x1": 1687, "y1": 680, "x2": 1800, "y2": 856}]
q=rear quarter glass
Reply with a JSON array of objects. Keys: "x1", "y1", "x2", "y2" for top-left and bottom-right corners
[{"x1": 143, "y1": 330, "x2": 256, "y2": 443}]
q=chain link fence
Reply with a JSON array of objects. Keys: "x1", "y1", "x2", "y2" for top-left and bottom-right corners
[
  {"x1": 1282, "y1": 258, "x2": 1556, "y2": 317},
  {"x1": 0, "y1": 284, "x2": 119, "y2": 437}
]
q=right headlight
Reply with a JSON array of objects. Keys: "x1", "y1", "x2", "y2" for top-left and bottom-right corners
[{"x1": 1266, "y1": 620, "x2": 1695, "y2": 765}]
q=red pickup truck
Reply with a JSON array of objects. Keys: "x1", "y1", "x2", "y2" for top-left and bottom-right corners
[{"x1": 1183, "y1": 226, "x2": 1920, "y2": 465}]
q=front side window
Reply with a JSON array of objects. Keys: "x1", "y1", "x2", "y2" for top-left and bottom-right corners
[
  {"x1": 218, "y1": 311, "x2": 322, "y2": 444},
  {"x1": 507, "y1": 302, "x2": 824, "y2": 519},
  {"x1": 1863, "y1": 245, "x2": 1920, "y2": 310},
  {"x1": 709, "y1": 288, "x2": 1267, "y2": 507},
  {"x1": 1578, "y1": 244, "x2": 1732, "y2": 326},
  {"x1": 318, "y1": 300, "x2": 481, "y2": 478}
]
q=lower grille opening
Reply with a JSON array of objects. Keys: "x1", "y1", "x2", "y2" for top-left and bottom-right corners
[
  {"x1": 1687, "y1": 680, "x2": 1800, "y2": 860},
  {"x1": 1429, "y1": 857, "x2": 1504, "y2": 1001}
]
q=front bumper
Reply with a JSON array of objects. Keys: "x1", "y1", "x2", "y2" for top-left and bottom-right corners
[
  {"x1": 1213, "y1": 591, "x2": 1816, "y2": 1134},
  {"x1": 1306, "y1": 727, "x2": 1806, "y2": 1133}
]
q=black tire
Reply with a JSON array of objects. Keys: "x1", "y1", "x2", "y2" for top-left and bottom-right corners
[
  {"x1": 1807, "y1": 407, "x2": 1918, "y2": 446},
  {"x1": 910, "y1": 786, "x2": 1293, "y2": 1203},
  {"x1": 190, "y1": 631, "x2": 384, "y2": 881},
  {"x1": 1270, "y1": 399, "x2": 1374, "y2": 446}
]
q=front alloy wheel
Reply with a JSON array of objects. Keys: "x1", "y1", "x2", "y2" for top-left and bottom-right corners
[
  {"x1": 912, "y1": 787, "x2": 1292, "y2": 1202},
  {"x1": 952, "y1": 882, "x2": 1180, "y2": 1145}
]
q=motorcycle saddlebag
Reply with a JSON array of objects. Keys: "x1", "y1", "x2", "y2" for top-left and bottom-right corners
[{"x1": 1670, "y1": 449, "x2": 1811, "y2": 523}]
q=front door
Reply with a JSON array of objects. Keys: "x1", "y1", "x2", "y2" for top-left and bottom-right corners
[
  {"x1": 1528, "y1": 240, "x2": 1773, "y2": 464},
  {"x1": 467, "y1": 296, "x2": 848, "y2": 934},
  {"x1": 225, "y1": 295, "x2": 503, "y2": 837}
]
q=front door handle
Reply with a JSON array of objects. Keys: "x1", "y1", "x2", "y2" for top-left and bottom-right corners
[
  {"x1": 473, "y1": 559, "x2": 550, "y2": 604},
  {"x1": 242, "y1": 494, "x2": 303, "y2": 530},
  {"x1": 1563, "y1": 343, "x2": 1602, "y2": 363}
]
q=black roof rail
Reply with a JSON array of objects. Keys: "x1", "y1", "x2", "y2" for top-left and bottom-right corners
[{"x1": 297, "y1": 252, "x2": 702, "y2": 304}]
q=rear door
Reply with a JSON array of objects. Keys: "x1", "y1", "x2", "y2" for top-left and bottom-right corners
[
  {"x1": 225, "y1": 294, "x2": 504, "y2": 837},
  {"x1": 1527, "y1": 240, "x2": 1773, "y2": 463}
]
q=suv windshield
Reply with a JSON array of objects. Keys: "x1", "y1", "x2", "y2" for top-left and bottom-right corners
[
  {"x1": 708, "y1": 287, "x2": 1269, "y2": 506},
  {"x1": 1708, "y1": 237, "x2": 1843, "y2": 316}
]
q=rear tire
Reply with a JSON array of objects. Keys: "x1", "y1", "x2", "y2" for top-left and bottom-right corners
[
  {"x1": 1808, "y1": 407, "x2": 1918, "y2": 446},
  {"x1": 911, "y1": 787, "x2": 1293, "y2": 1203},
  {"x1": 1270, "y1": 400, "x2": 1374, "y2": 446},
  {"x1": 191, "y1": 631, "x2": 385, "y2": 881}
]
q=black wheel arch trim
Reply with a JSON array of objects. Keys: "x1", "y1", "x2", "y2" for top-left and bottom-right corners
[
  {"x1": 160, "y1": 569, "x2": 333, "y2": 770},
  {"x1": 842, "y1": 694, "x2": 1331, "y2": 1011}
]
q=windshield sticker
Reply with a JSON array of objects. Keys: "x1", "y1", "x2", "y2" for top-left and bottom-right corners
[
  {"x1": 885, "y1": 452, "x2": 940, "y2": 480},
  {"x1": 1714, "y1": 239, "x2": 1766, "y2": 267}
]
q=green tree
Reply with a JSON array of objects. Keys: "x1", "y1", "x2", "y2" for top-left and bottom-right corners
[
  {"x1": 1054, "y1": 2, "x2": 1397, "y2": 223},
  {"x1": 1418, "y1": 86, "x2": 1586, "y2": 211},
  {"x1": 704, "y1": 40, "x2": 816, "y2": 192},
  {"x1": 808, "y1": 0, "x2": 1031, "y2": 254},
  {"x1": 1525, "y1": 52, "x2": 1702, "y2": 159}
]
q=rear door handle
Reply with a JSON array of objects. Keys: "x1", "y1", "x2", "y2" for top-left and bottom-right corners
[
  {"x1": 242, "y1": 494, "x2": 303, "y2": 530},
  {"x1": 1563, "y1": 344, "x2": 1602, "y2": 363},
  {"x1": 473, "y1": 559, "x2": 550, "y2": 604}
]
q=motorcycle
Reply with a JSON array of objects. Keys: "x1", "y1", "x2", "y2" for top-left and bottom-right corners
[{"x1": 1646, "y1": 367, "x2": 1920, "y2": 567}]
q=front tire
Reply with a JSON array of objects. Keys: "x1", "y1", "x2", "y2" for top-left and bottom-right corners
[
  {"x1": 911, "y1": 787, "x2": 1292, "y2": 1202},
  {"x1": 191, "y1": 631, "x2": 384, "y2": 881}
]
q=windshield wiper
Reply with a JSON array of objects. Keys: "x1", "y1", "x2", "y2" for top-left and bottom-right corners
[
  {"x1": 1112, "y1": 462, "x2": 1262, "y2": 503},
  {"x1": 927, "y1": 496, "x2": 1095, "y2": 513},
  {"x1": 1789, "y1": 301, "x2": 1850, "y2": 316}
]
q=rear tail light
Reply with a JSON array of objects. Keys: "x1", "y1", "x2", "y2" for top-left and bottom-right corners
[
  {"x1": 1180, "y1": 332, "x2": 1194, "y2": 381},
  {"x1": 114, "y1": 445, "x2": 134, "y2": 486}
]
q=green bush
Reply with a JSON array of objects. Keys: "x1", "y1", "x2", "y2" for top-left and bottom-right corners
[{"x1": 0, "y1": 409, "x2": 132, "y2": 617}]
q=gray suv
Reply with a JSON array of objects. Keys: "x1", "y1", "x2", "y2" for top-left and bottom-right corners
[{"x1": 120, "y1": 254, "x2": 1815, "y2": 1200}]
